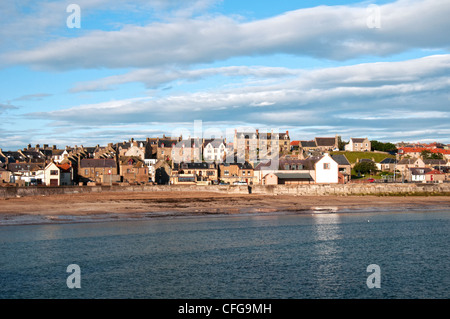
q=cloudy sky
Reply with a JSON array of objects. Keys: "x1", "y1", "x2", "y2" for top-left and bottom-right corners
[{"x1": 1, "y1": 0, "x2": 449, "y2": 150}]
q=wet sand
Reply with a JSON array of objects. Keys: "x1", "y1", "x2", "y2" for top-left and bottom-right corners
[{"x1": 1, "y1": 191, "x2": 449, "y2": 219}]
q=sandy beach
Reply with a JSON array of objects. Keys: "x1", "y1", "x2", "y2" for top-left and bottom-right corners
[{"x1": 1, "y1": 191, "x2": 449, "y2": 220}]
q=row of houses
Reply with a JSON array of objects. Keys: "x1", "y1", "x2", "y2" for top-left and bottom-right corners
[
  {"x1": 170, "y1": 153, "x2": 347, "y2": 185},
  {"x1": 377, "y1": 157, "x2": 450, "y2": 182},
  {"x1": 1, "y1": 133, "x2": 449, "y2": 186}
]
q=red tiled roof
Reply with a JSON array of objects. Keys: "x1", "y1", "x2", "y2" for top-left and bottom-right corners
[
  {"x1": 56, "y1": 163, "x2": 72, "y2": 172},
  {"x1": 426, "y1": 169, "x2": 444, "y2": 175},
  {"x1": 290, "y1": 141, "x2": 300, "y2": 146},
  {"x1": 399, "y1": 147, "x2": 450, "y2": 155}
]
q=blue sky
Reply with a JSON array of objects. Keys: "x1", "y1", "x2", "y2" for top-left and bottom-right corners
[{"x1": 1, "y1": 0, "x2": 449, "y2": 151}]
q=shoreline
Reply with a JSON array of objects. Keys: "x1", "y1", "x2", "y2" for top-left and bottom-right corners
[{"x1": 1, "y1": 191, "x2": 449, "y2": 225}]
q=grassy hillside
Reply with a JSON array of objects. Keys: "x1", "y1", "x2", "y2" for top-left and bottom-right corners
[{"x1": 330, "y1": 151, "x2": 395, "y2": 164}]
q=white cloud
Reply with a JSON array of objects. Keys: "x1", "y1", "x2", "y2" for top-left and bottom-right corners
[
  {"x1": 26, "y1": 55, "x2": 450, "y2": 133},
  {"x1": 4, "y1": 0, "x2": 450, "y2": 70},
  {"x1": 70, "y1": 66, "x2": 298, "y2": 92}
]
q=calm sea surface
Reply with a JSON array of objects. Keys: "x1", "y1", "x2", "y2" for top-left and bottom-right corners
[{"x1": 0, "y1": 209, "x2": 449, "y2": 299}]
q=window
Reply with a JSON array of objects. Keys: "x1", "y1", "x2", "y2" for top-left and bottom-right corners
[
  {"x1": 247, "y1": 171, "x2": 251, "y2": 176},
  {"x1": 50, "y1": 170, "x2": 58, "y2": 175},
  {"x1": 323, "y1": 163, "x2": 330, "y2": 169},
  {"x1": 224, "y1": 170, "x2": 229, "y2": 176},
  {"x1": 85, "y1": 169, "x2": 89, "y2": 175}
]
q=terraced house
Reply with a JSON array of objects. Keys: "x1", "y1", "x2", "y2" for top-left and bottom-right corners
[
  {"x1": 345, "y1": 138, "x2": 371, "y2": 152},
  {"x1": 233, "y1": 129, "x2": 290, "y2": 162},
  {"x1": 203, "y1": 138, "x2": 226, "y2": 163},
  {"x1": 171, "y1": 162, "x2": 218, "y2": 185},
  {"x1": 78, "y1": 158, "x2": 119, "y2": 184},
  {"x1": 44, "y1": 162, "x2": 73, "y2": 186},
  {"x1": 119, "y1": 156, "x2": 148, "y2": 184},
  {"x1": 219, "y1": 162, "x2": 254, "y2": 185}
]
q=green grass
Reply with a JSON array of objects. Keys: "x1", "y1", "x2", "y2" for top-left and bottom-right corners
[{"x1": 331, "y1": 151, "x2": 395, "y2": 164}]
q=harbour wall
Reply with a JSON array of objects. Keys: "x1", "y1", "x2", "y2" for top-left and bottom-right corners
[{"x1": 1, "y1": 183, "x2": 450, "y2": 198}]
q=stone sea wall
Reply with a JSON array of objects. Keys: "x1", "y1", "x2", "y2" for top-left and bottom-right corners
[{"x1": 1, "y1": 183, "x2": 450, "y2": 199}]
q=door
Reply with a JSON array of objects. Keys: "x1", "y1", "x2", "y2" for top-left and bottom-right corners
[{"x1": 50, "y1": 179, "x2": 59, "y2": 186}]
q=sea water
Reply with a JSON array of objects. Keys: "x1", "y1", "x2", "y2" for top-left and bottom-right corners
[{"x1": 0, "y1": 210, "x2": 449, "y2": 299}]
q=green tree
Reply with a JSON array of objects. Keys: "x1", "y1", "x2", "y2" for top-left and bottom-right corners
[
  {"x1": 421, "y1": 150, "x2": 443, "y2": 160},
  {"x1": 354, "y1": 161, "x2": 378, "y2": 175},
  {"x1": 337, "y1": 136, "x2": 348, "y2": 151},
  {"x1": 371, "y1": 140, "x2": 397, "y2": 152}
]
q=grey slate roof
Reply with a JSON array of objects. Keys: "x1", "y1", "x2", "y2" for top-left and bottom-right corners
[
  {"x1": 332, "y1": 154, "x2": 351, "y2": 166},
  {"x1": 274, "y1": 172, "x2": 313, "y2": 180},
  {"x1": 80, "y1": 158, "x2": 116, "y2": 168},
  {"x1": 300, "y1": 141, "x2": 317, "y2": 148},
  {"x1": 315, "y1": 137, "x2": 336, "y2": 147},
  {"x1": 379, "y1": 158, "x2": 397, "y2": 164}
]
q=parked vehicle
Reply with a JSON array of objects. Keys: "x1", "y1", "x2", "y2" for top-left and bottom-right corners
[{"x1": 233, "y1": 181, "x2": 247, "y2": 185}]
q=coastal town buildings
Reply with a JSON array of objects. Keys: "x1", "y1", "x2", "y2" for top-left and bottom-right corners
[
  {"x1": 254, "y1": 154, "x2": 339, "y2": 185},
  {"x1": 43, "y1": 162, "x2": 73, "y2": 186},
  {"x1": 219, "y1": 162, "x2": 254, "y2": 185},
  {"x1": 398, "y1": 146, "x2": 450, "y2": 160},
  {"x1": 345, "y1": 138, "x2": 371, "y2": 152},
  {"x1": 331, "y1": 154, "x2": 352, "y2": 183},
  {"x1": 376, "y1": 158, "x2": 398, "y2": 172},
  {"x1": 203, "y1": 138, "x2": 226, "y2": 163},
  {"x1": 2, "y1": 133, "x2": 450, "y2": 187},
  {"x1": 119, "y1": 156, "x2": 148, "y2": 184},
  {"x1": 0, "y1": 167, "x2": 12, "y2": 183},
  {"x1": 233, "y1": 129, "x2": 290, "y2": 162},
  {"x1": 171, "y1": 162, "x2": 218, "y2": 185},
  {"x1": 78, "y1": 158, "x2": 119, "y2": 184}
]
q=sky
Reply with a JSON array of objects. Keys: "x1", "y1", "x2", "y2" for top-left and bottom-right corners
[{"x1": 0, "y1": 0, "x2": 449, "y2": 151}]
